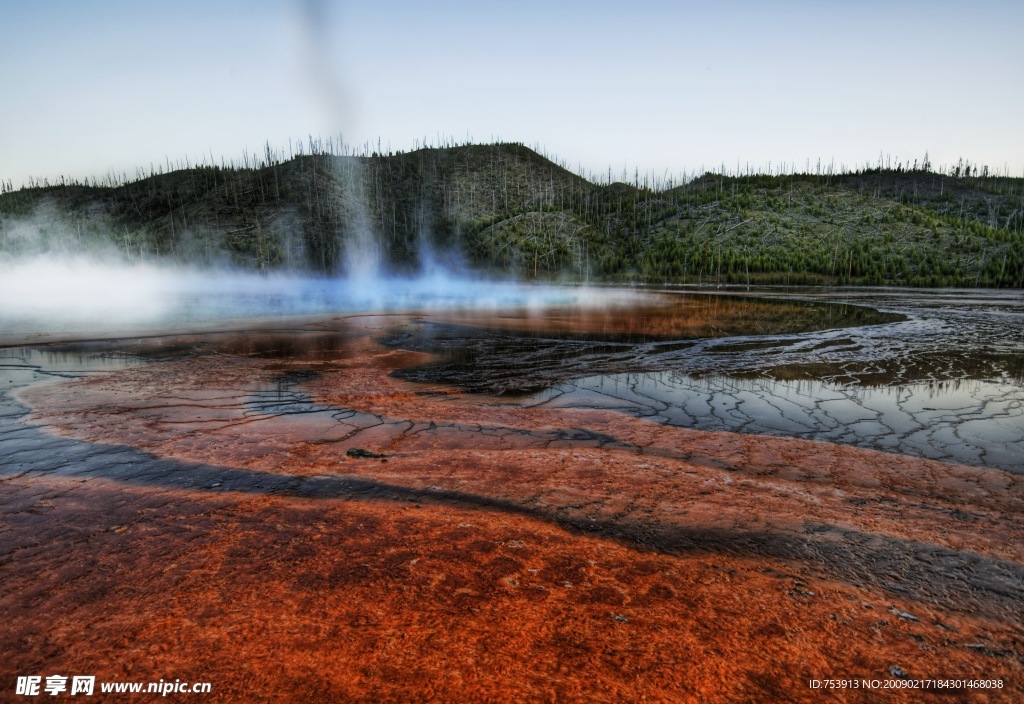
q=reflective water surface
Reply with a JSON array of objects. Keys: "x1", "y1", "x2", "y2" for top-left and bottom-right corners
[
  {"x1": 385, "y1": 288, "x2": 1024, "y2": 472},
  {"x1": 529, "y1": 373, "x2": 1022, "y2": 471},
  {"x1": 2, "y1": 287, "x2": 1022, "y2": 472}
]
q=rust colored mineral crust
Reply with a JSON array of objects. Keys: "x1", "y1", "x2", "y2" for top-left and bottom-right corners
[{"x1": 5, "y1": 317, "x2": 1022, "y2": 703}]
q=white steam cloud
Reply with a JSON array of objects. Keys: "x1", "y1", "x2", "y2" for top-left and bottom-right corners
[{"x1": 0, "y1": 256, "x2": 634, "y2": 344}]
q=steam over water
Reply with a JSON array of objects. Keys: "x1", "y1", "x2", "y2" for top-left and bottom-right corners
[
  {"x1": 0, "y1": 258, "x2": 621, "y2": 342},
  {"x1": 2, "y1": 253, "x2": 1022, "y2": 472}
]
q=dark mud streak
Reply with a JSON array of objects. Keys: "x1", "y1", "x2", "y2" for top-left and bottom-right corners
[{"x1": 3, "y1": 390, "x2": 1022, "y2": 620}]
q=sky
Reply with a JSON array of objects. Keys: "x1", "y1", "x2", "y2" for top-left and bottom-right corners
[{"x1": 1, "y1": 0, "x2": 1022, "y2": 186}]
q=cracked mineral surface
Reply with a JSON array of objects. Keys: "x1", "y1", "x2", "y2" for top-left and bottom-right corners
[{"x1": 0, "y1": 288, "x2": 1021, "y2": 703}]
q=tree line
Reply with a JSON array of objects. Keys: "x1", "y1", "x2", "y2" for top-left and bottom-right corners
[{"x1": 1, "y1": 142, "x2": 1021, "y2": 288}]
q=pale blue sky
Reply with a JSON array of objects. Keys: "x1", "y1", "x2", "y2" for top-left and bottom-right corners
[{"x1": 2, "y1": 0, "x2": 1021, "y2": 185}]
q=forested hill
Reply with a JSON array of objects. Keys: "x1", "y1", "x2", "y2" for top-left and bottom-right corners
[{"x1": 1, "y1": 142, "x2": 1022, "y2": 287}]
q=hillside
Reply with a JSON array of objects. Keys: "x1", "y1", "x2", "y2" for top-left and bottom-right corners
[{"x1": 1, "y1": 143, "x2": 1022, "y2": 287}]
